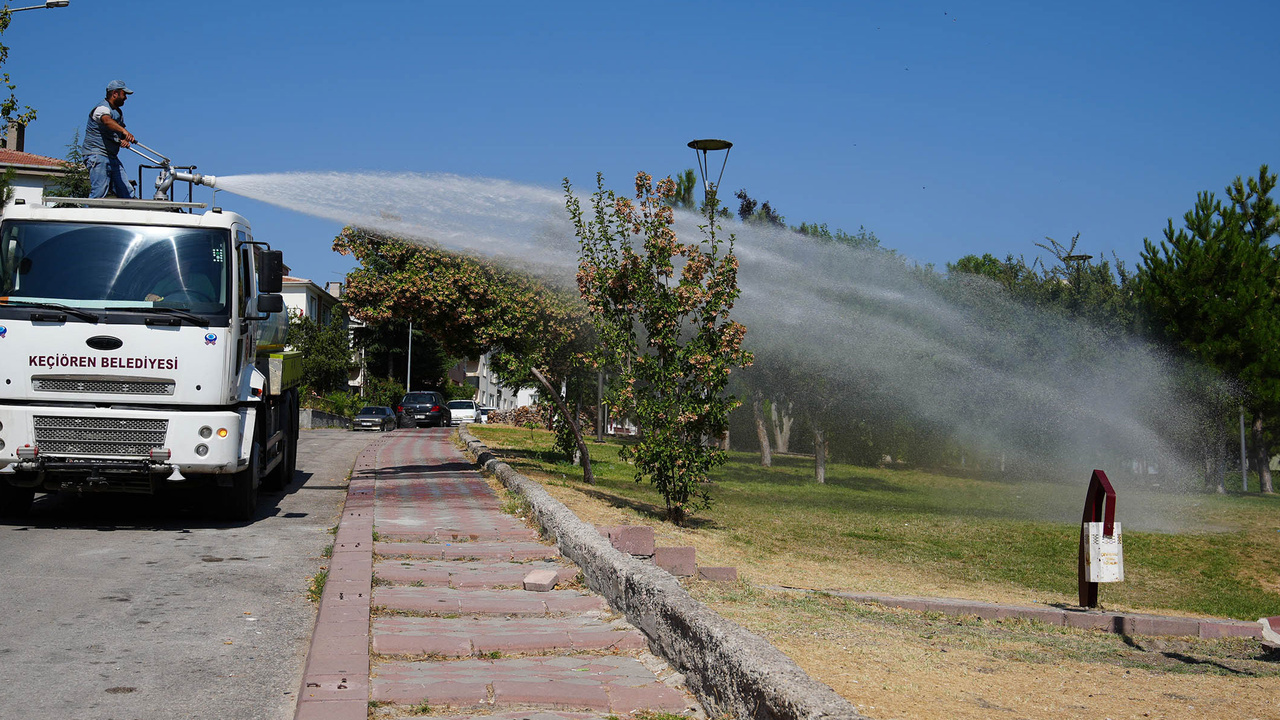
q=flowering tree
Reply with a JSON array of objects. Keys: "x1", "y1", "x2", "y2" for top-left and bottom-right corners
[
  {"x1": 334, "y1": 227, "x2": 598, "y2": 481},
  {"x1": 567, "y1": 172, "x2": 751, "y2": 523}
]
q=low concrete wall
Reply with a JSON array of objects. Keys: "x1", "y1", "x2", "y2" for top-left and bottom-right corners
[
  {"x1": 459, "y1": 427, "x2": 864, "y2": 720},
  {"x1": 301, "y1": 408, "x2": 351, "y2": 429}
]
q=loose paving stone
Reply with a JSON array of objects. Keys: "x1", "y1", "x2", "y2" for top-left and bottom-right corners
[
  {"x1": 654, "y1": 546, "x2": 696, "y2": 577},
  {"x1": 524, "y1": 569, "x2": 560, "y2": 592},
  {"x1": 696, "y1": 566, "x2": 738, "y2": 582}
]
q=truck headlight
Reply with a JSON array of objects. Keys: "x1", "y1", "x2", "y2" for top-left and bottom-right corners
[
  {"x1": 195, "y1": 444, "x2": 209, "y2": 457},
  {"x1": 199, "y1": 426, "x2": 213, "y2": 439}
]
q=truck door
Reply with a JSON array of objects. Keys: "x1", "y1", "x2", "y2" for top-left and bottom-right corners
[{"x1": 235, "y1": 229, "x2": 256, "y2": 375}]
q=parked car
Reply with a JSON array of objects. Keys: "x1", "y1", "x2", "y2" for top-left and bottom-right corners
[
  {"x1": 352, "y1": 405, "x2": 397, "y2": 432},
  {"x1": 447, "y1": 399, "x2": 482, "y2": 425},
  {"x1": 397, "y1": 391, "x2": 451, "y2": 428},
  {"x1": 480, "y1": 406, "x2": 496, "y2": 423}
]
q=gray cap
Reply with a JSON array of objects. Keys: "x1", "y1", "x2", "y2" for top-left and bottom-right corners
[{"x1": 106, "y1": 80, "x2": 133, "y2": 94}]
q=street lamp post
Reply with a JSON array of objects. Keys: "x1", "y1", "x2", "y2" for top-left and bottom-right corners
[
  {"x1": 1063, "y1": 253, "x2": 1093, "y2": 292},
  {"x1": 9, "y1": 2, "x2": 70, "y2": 12},
  {"x1": 687, "y1": 138, "x2": 733, "y2": 215}
]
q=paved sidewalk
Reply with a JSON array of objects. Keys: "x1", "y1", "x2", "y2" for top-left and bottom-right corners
[{"x1": 295, "y1": 429, "x2": 699, "y2": 720}]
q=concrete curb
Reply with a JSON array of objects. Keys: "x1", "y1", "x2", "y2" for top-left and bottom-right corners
[
  {"x1": 459, "y1": 427, "x2": 867, "y2": 720},
  {"x1": 793, "y1": 588, "x2": 1265, "y2": 640},
  {"x1": 293, "y1": 438, "x2": 382, "y2": 720}
]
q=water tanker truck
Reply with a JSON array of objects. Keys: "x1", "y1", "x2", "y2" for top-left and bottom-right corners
[{"x1": 0, "y1": 153, "x2": 300, "y2": 520}]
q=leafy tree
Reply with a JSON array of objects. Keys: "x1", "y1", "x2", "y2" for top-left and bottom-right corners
[
  {"x1": 1137, "y1": 165, "x2": 1280, "y2": 494},
  {"x1": 353, "y1": 318, "x2": 455, "y2": 392},
  {"x1": 733, "y1": 188, "x2": 784, "y2": 227},
  {"x1": 948, "y1": 237, "x2": 1138, "y2": 337},
  {"x1": 335, "y1": 228, "x2": 599, "y2": 480},
  {"x1": 362, "y1": 375, "x2": 405, "y2": 408},
  {"x1": 0, "y1": 6, "x2": 36, "y2": 203},
  {"x1": 287, "y1": 314, "x2": 354, "y2": 394},
  {"x1": 794, "y1": 222, "x2": 882, "y2": 251},
  {"x1": 569, "y1": 171, "x2": 752, "y2": 523},
  {"x1": 666, "y1": 168, "x2": 697, "y2": 210},
  {"x1": 46, "y1": 130, "x2": 90, "y2": 201}
]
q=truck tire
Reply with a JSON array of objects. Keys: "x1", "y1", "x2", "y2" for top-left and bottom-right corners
[
  {"x1": 262, "y1": 393, "x2": 297, "y2": 492},
  {"x1": 220, "y1": 442, "x2": 259, "y2": 522},
  {"x1": 283, "y1": 391, "x2": 299, "y2": 482},
  {"x1": 0, "y1": 483, "x2": 35, "y2": 518}
]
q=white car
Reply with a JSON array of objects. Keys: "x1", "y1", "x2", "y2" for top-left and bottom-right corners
[{"x1": 447, "y1": 399, "x2": 482, "y2": 425}]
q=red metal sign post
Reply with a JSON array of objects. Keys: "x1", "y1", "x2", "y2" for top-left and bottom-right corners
[{"x1": 1078, "y1": 469, "x2": 1117, "y2": 608}]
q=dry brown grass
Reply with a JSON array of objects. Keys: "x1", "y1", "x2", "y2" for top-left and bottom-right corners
[{"x1": 470, "y1": 426, "x2": 1280, "y2": 720}]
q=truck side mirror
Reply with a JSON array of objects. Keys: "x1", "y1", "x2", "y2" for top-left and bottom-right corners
[
  {"x1": 257, "y1": 293, "x2": 284, "y2": 314},
  {"x1": 259, "y1": 250, "x2": 284, "y2": 294}
]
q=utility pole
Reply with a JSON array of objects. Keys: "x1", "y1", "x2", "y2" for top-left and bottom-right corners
[
  {"x1": 1240, "y1": 405, "x2": 1249, "y2": 492},
  {"x1": 406, "y1": 321, "x2": 413, "y2": 391},
  {"x1": 593, "y1": 371, "x2": 604, "y2": 440}
]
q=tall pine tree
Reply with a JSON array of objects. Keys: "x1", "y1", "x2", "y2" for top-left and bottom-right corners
[{"x1": 1138, "y1": 165, "x2": 1280, "y2": 493}]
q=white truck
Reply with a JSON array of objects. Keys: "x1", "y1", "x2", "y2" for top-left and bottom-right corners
[{"x1": 0, "y1": 170, "x2": 300, "y2": 521}]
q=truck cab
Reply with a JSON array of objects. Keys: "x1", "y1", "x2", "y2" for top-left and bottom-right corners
[{"x1": 0, "y1": 195, "x2": 300, "y2": 520}]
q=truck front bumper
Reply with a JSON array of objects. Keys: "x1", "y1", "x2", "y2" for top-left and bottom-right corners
[{"x1": 0, "y1": 406, "x2": 246, "y2": 481}]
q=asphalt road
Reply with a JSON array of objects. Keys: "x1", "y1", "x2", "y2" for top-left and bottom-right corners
[{"x1": 0, "y1": 428, "x2": 377, "y2": 720}]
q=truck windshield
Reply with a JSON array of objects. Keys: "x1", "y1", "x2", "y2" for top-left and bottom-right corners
[{"x1": 0, "y1": 221, "x2": 230, "y2": 314}]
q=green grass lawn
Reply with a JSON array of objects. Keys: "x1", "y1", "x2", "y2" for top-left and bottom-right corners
[{"x1": 470, "y1": 425, "x2": 1280, "y2": 621}]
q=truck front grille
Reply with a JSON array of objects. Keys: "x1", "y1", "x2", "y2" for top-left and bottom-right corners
[
  {"x1": 33, "y1": 416, "x2": 168, "y2": 458},
  {"x1": 32, "y1": 375, "x2": 176, "y2": 396}
]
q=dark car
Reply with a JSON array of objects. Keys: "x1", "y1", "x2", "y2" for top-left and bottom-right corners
[
  {"x1": 397, "y1": 391, "x2": 451, "y2": 428},
  {"x1": 352, "y1": 405, "x2": 397, "y2": 432}
]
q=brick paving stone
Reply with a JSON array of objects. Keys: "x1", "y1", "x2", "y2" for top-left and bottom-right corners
[
  {"x1": 373, "y1": 558, "x2": 569, "y2": 588},
  {"x1": 653, "y1": 546, "x2": 696, "y2": 577},
  {"x1": 491, "y1": 679, "x2": 611, "y2": 710},
  {"x1": 373, "y1": 562, "x2": 453, "y2": 586},
  {"x1": 373, "y1": 616, "x2": 644, "y2": 658},
  {"x1": 435, "y1": 713, "x2": 609, "y2": 720},
  {"x1": 373, "y1": 632, "x2": 474, "y2": 657},
  {"x1": 294, "y1": 698, "x2": 369, "y2": 720},
  {"x1": 376, "y1": 541, "x2": 559, "y2": 561},
  {"x1": 295, "y1": 673, "x2": 369, "y2": 702},
  {"x1": 374, "y1": 656, "x2": 689, "y2": 712},
  {"x1": 695, "y1": 566, "x2": 737, "y2": 582},
  {"x1": 606, "y1": 684, "x2": 694, "y2": 713},
  {"x1": 370, "y1": 678, "x2": 492, "y2": 706},
  {"x1": 524, "y1": 569, "x2": 559, "y2": 592},
  {"x1": 472, "y1": 630, "x2": 574, "y2": 654},
  {"x1": 375, "y1": 586, "x2": 605, "y2": 616},
  {"x1": 603, "y1": 526, "x2": 655, "y2": 556}
]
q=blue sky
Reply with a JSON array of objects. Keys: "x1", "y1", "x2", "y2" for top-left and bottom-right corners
[{"x1": 7, "y1": 0, "x2": 1279, "y2": 285}]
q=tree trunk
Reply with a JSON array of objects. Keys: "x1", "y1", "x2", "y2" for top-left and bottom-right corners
[
  {"x1": 814, "y1": 427, "x2": 827, "y2": 484},
  {"x1": 752, "y1": 393, "x2": 772, "y2": 467},
  {"x1": 529, "y1": 366, "x2": 593, "y2": 484},
  {"x1": 1252, "y1": 412, "x2": 1274, "y2": 494},
  {"x1": 770, "y1": 399, "x2": 794, "y2": 454}
]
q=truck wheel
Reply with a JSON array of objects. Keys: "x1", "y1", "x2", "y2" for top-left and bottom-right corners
[
  {"x1": 0, "y1": 483, "x2": 35, "y2": 518},
  {"x1": 220, "y1": 443, "x2": 259, "y2": 522},
  {"x1": 284, "y1": 392, "x2": 299, "y2": 482},
  {"x1": 262, "y1": 394, "x2": 297, "y2": 492}
]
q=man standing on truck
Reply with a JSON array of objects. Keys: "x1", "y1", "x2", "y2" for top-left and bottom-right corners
[{"x1": 83, "y1": 80, "x2": 137, "y2": 199}]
